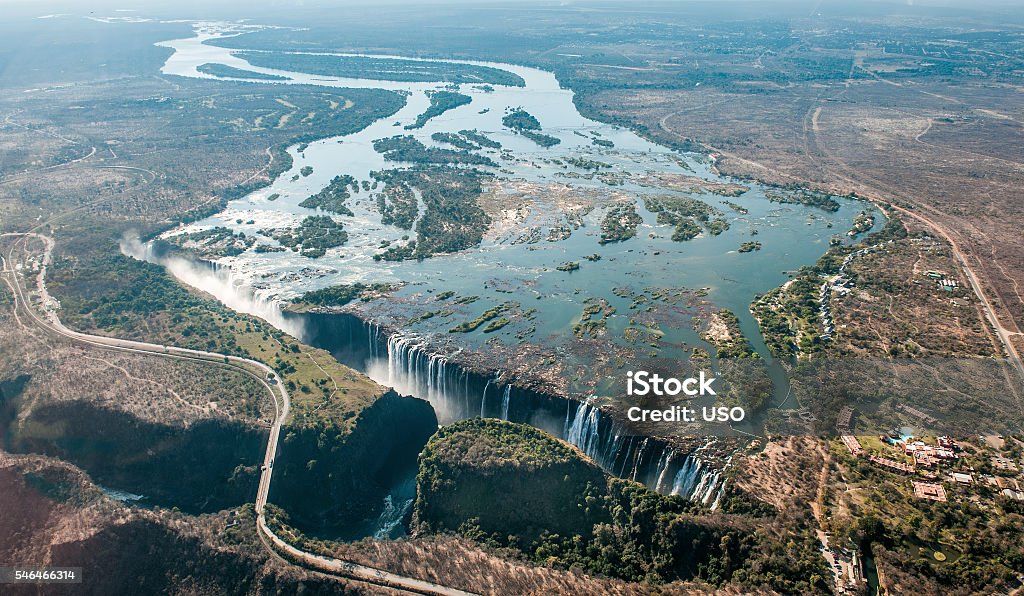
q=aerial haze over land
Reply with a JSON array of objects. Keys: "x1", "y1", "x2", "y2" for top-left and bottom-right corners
[{"x1": 1, "y1": 1, "x2": 1023, "y2": 594}]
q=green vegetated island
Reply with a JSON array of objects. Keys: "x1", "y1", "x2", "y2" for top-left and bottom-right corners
[
  {"x1": 261, "y1": 215, "x2": 348, "y2": 258},
  {"x1": 644, "y1": 195, "x2": 730, "y2": 241},
  {"x1": 502, "y1": 107, "x2": 561, "y2": 147},
  {"x1": 412, "y1": 419, "x2": 826, "y2": 588},
  {"x1": 373, "y1": 135, "x2": 497, "y2": 167},
  {"x1": 370, "y1": 166, "x2": 491, "y2": 261},
  {"x1": 165, "y1": 226, "x2": 256, "y2": 258},
  {"x1": 448, "y1": 301, "x2": 518, "y2": 333},
  {"x1": 196, "y1": 63, "x2": 290, "y2": 81},
  {"x1": 236, "y1": 51, "x2": 526, "y2": 87},
  {"x1": 406, "y1": 90, "x2": 472, "y2": 129},
  {"x1": 598, "y1": 202, "x2": 643, "y2": 244},
  {"x1": 765, "y1": 187, "x2": 841, "y2": 212},
  {"x1": 357, "y1": 127, "x2": 501, "y2": 261},
  {"x1": 594, "y1": 194, "x2": 736, "y2": 246},
  {"x1": 288, "y1": 282, "x2": 399, "y2": 312},
  {"x1": 456, "y1": 128, "x2": 502, "y2": 149},
  {"x1": 272, "y1": 128, "x2": 501, "y2": 264},
  {"x1": 431, "y1": 129, "x2": 501, "y2": 151},
  {"x1": 299, "y1": 174, "x2": 359, "y2": 215}
]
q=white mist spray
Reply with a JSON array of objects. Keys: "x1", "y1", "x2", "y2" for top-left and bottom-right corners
[{"x1": 120, "y1": 233, "x2": 306, "y2": 341}]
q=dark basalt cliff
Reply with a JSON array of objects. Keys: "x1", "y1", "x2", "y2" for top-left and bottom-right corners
[
  {"x1": 6, "y1": 400, "x2": 267, "y2": 513},
  {"x1": 48, "y1": 517, "x2": 365, "y2": 595},
  {"x1": 0, "y1": 374, "x2": 31, "y2": 448},
  {"x1": 269, "y1": 390, "x2": 437, "y2": 536},
  {"x1": 412, "y1": 418, "x2": 754, "y2": 585},
  {"x1": 0, "y1": 459, "x2": 363, "y2": 596},
  {"x1": 413, "y1": 418, "x2": 610, "y2": 545},
  {"x1": 3, "y1": 370, "x2": 437, "y2": 537}
]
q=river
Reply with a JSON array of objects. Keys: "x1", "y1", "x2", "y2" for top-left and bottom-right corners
[{"x1": 129, "y1": 21, "x2": 884, "y2": 534}]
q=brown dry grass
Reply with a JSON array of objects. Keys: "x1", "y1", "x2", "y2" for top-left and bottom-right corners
[
  {"x1": 0, "y1": 271, "x2": 271, "y2": 428},
  {"x1": 592, "y1": 77, "x2": 1024, "y2": 359},
  {"x1": 0, "y1": 452, "x2": 381, "y2": 594},
  {"x1": 829, "y1": 221, "x2": 997, "y2": 358},
  {"x1": 334, "y1": 535, "x2": 650, "y2": 596},
  {"x1": 732, "y1": 438, "x2": 827, "y2": 513}
]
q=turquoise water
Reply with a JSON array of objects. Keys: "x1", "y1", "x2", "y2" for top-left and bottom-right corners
[{"x1": 152, "y1": 22, "x2": 884, "y2": 404}]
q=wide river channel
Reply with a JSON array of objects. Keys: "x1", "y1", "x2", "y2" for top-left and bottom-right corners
[{"x1": 130, "y1": 20, "x2": 884, "y2": 536}]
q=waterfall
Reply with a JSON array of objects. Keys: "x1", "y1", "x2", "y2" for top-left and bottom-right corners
[
  {"x1": 368, "y1": 322, "x2": 382, "y2": 360},
  {"x1": 370, "y1": 331, "x2": 727, "y2": 499},
  {"x1": 352, "y1": 308, "x2": 734, "y2": 503},
  {"x1": 500, "y1": 385, "x2": 512, "y2": 420},
  {"x1": 617, "y1": 437, "x2": 639, "y2": 478},
  {"x1": 370, "y1": 332, "x2": 468, "y2": 423},
  {"x1": 654, "y1": 450, "x2": 675, "y2": 493},
  {"x1": 126, "y1": 232, "x2": 731, "y2": 506},
  {"x1": 480, "y1": 376, "x2": 493, "y2": 418},
  {"x1": 664, "y1": 452, "x2": 726, "y2": 504},
  {"x1": 426, "y1": 353, "x2": 448, "y2": 404},
  {"x1": 629, "y1": 438, "x2": 651, "y2": 482},
  {"x1": 120, "y1": 233, "x2": 305, "y2": 340},
  {"x1": 709, "y1": 480, "x2": 727, "y2": 511},
  {"x1": 561, "y1": 399, "x2": 724, "y2": 504},
  {"x1": 707, "y1": 455, "x2": 732, "y2": 511},
  {"x1": 385, "y1": 334, "x2": 423, "y2": 396},
  {"x1": 603, "y1": 427, "x2": 624, "y2": 471},
  {"x1": 564, "y1": 399, "x2": 605, "y2": 462},
  {"x1": 690, "y1": 469, "x2": 720, "y2": 504},
  {"x1": 670, "y1": 455, "x2": 700, "y2": 498}
]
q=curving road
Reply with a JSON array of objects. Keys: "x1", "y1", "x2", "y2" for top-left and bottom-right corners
[
  {"x1": 886, "y1": 203, "x2": 1024, "y2": 385},
  {"x1": 1, "y1": 232, "x2": 476, "y2": 596},
  {"x1": 658, "y1": 111, "x2": 1024, "y2": 387}
]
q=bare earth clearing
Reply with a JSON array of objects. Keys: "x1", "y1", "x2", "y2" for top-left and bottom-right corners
[{"x1": 596, "y1": 78, "x2": 1024, "y2": 372}]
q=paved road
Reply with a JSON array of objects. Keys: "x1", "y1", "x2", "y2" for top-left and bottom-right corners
[
  {"x1": 1, "y1": 232, "x2": 476, "y2": 596},
  {"x1": 887, "y1": 203, "x2": 1024, "y2": 385},
  {"x1": 258, "y1": 516, "x2": 477, "y2": 596},
  {"x1": 662, "y1": 109, "x2": 1024, "y2": 387}
]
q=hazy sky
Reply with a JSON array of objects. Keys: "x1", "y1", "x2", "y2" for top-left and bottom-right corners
[
  {"x1": 4, "y1": 0, "x2": 1023, "y2": 16},
  {"x1": 4, "y1": 0, "x2": 1023, "y2": 5}
]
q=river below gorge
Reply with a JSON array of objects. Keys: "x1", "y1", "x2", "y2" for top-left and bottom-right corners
[{"x1": 127, "y1": 20, "x2": 884, "y2": 536}]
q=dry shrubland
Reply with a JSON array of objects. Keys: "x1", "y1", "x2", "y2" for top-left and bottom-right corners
[{"x1": 0, "y1": 287, "x2": 270, "y2": 428}]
